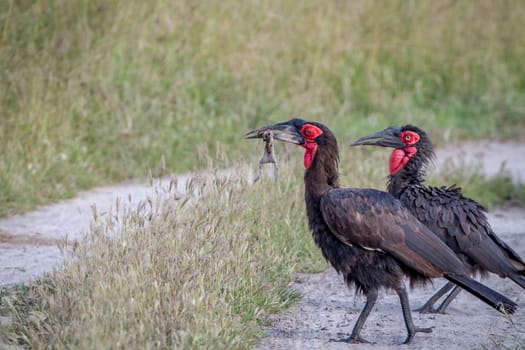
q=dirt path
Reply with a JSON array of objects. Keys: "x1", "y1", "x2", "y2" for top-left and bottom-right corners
[
  {"x1": 0, "y1": 176, "x2": 192, "y2": 285},
  {"x1": 0, "y1": 141, "x2": 524, "y2": 348}
]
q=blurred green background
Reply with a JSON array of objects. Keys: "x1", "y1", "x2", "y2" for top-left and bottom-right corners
[{"x1": 1, "y1": 0, "x2": 524, "y2": 216}]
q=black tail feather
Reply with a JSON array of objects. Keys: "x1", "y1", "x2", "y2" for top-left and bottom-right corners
[{"x1": 445, "y1": 274, "x2": 517, "y2": 315}]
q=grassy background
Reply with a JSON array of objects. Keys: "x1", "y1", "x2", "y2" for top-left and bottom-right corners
[
  {"x1": 1, "y1": 0, "x2": 525, "y2": 216},
  {"x1": 2, "y1": 0, "x2": 525, "y2": 348}
]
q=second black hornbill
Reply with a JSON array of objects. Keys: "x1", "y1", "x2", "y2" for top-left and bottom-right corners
[
  {"x1": 246, "y1": 119, "x2": 516, "y2": 344},
  {"x1": 352, "y1": 125, "x2": 525, "y2": 313}
]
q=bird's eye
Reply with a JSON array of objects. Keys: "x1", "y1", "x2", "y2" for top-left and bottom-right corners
[
  {"x1": 300, "y1": 123, "x2": 323, "y2": 139},
  {"x1": 400, "y1": 130, "x2": 420, "y2": 145}
]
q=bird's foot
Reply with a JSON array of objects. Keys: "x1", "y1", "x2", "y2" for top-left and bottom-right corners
[
  {"x1": 414, "y1": 304, "x2": 439, "y2": 314},
  {"x1": 329, "y1": 335, "x2": 373, "y2": 344},
  {"x1": 403, "y1": 326, "x2": 434, "y2": 344},
  {"x1": 434, "y1": 306, "x2": 449, "y2": 314}
]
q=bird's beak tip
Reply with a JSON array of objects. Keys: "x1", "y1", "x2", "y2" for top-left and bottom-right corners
[
  {"x1": 350, "y1": 140, "x2": 365, "y2": 147},
  {"x1": 351, "y1": 127, "x2": 404, "y2": 148},
  {"x1": 245, "y1": 130, "x2": 260, "y2": 139},
  {"x1": 245, "y1": 126, "x2": 273, "y2": 139},
  {"x1": 245, "y1": 121, "x2": 304, "y2": 145},
  {"x1": 350, "y1": 136, "x2": 381, "y2": 147}
]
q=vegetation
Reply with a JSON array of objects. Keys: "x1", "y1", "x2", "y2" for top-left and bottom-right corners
[
  {"x1": 1, "y1": 0, "x2": 525, "y2": 215},
  {"x1": 0, "y1": 164, "x2": 323, "y2": 349},
  {"x1": 1, "y1": 0, "x2": 525, "y2": 348}
]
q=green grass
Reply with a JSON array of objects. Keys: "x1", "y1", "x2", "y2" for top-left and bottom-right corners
[{"x1": 1, "y1": 0, "x2": 525, "y2": 216}]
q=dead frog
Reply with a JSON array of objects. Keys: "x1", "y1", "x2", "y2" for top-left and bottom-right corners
[{"x1": 253, "y1": 130, "x2": 279, "y2": 183}]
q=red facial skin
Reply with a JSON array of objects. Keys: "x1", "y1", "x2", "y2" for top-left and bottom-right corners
[
  {"x1": 300, "y1": 124, "x2": 323, "y2": 168},
  {"x1": 389, "y1": 130, "x2": 420, "y2": 175}
]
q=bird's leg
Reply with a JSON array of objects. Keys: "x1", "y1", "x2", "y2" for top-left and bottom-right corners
[
  {"x1": 253, "y1": 130, "x2": 279, "y2": 183},
  {"x1": 331, "y1": 288, "x2": 378, "y2": 344},
  {"x1": 397, "y1": 283, "x2": 433, "y2": 344},
  {"x1": 435, "y1": 285, "x2": 462, "y2": 314},
  {"x1": 415, "y1": 281, "x2": 455, "y2": 314}
]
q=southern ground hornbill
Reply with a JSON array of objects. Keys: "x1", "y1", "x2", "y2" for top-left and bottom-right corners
[
  {"x1": 352, "y1": 125, "x2": 525, "y2": 314},
  {"x1": 246, "y1": 119, "x2": 517, "y2": 344}
]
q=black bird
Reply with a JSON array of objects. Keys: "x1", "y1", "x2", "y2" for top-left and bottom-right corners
[
  {"x1": 352, "y1": 125, "x2": 525, "y2": 313},
  {"x1": 246, "y1": 119, "x2": 517, "y2": 344}
]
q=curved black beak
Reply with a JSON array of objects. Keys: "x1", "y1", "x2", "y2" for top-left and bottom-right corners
[
  {"x1": 351, "y1": 126, "x2": 405, "y2": 148},
  {"x1": 245, "y1": 121, "x2": 305, "y2": 145}
]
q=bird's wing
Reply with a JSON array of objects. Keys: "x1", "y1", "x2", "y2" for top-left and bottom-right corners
[
  {"x1": 400, "y1": 185, "x2": 525, "y2": 271},
  {"x1": 320, "y1": 188, "x2": 468, "y2": 277}
]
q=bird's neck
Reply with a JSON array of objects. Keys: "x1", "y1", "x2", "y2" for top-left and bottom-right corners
[
  {"x1": 387, "y1": 169, "x2": 424, "y2": 198},
  {"x1": 304, "y1": 144, "x2": 339, "y2": 193},
  {"x1": 387, "y1": 147, "x2": 434, "y2": 197},
  {"x1": 303, "y1": 145, "x2": 342, "y2": 258},
  {"x1": 303, "y1": 145, "x2": 340, "y2": 226}
]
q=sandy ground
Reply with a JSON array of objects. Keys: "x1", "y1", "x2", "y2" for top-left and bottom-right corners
[{"x1": 0, "y1": 141, "x2": 524, "y2": 349}]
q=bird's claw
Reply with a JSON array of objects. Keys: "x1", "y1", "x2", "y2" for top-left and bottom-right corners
[
  {"x1": 403, "y1": 326, "x2": 434, "y2": 344},
  {"x1": 416, "y1": 326, "x2": 434, "y2": 333},
  {"x1": 414, "y1": 304, "x2": 438, "y2": 314},
  {"x1": 330, "y1": 335, "x2": 373, "y2": 344},
  {"x1": 415, "y1": 305, "x2": 447, "y2": 314}
]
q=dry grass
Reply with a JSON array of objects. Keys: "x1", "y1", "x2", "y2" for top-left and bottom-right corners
[{"x1": 0, "y1": 160, "x2": 324, "y2": 349}]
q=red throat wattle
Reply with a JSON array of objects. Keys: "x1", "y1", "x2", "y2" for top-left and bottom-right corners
[
  {"x1": 300, "y1": 124, "x2": 323, "y2": 168},
  {"x1": 389, "y1": 147, "x2": 417, "y2": 175},
  {"x1": 303, "y1": 142, "x2": 318, "y2": 168}
]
